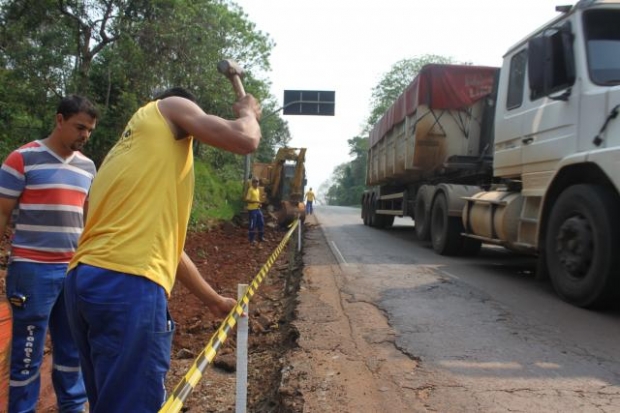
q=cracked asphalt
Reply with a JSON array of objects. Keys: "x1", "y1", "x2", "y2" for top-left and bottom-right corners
[{"x1": 284, "y1": 206, "x2": 620, "y2": 412}]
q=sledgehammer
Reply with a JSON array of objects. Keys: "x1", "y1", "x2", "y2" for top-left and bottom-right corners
[{"x1": 217, "y1": 59, "x2": 246, "y2": 99}]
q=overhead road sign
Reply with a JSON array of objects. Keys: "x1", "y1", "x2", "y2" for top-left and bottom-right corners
[{"x1": 282, "y1": 90, "x2": 335, "y2": 116}]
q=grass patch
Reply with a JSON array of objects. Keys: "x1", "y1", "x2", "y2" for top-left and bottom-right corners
[{"x1": 190, "y1": 160, "x2": 244, "y2": 230}]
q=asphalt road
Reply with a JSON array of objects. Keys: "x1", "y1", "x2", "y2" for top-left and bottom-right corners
[{"x1": 313, "y1": 205, "x2": 620, "y2": 412}]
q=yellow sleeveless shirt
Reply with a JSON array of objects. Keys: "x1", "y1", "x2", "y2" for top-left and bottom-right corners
[{"x1": 69, "y1": 101, "x2": 194, "y2": 295}]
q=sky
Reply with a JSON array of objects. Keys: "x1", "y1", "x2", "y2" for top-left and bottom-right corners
[{"x1": 232, "y1": 0, "x2": 567, "y2": 198}]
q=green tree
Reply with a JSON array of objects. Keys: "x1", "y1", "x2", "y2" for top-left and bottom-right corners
[
  {"x1": 325, "y1": 135, "x2": 368, "y2": 206},
  {"x1": 0, "y1": 0, "x2": 283, "y2": 167},
  {"x1": 0, "y1": 0, "x2": 292, "y2": 225},
  {"x1": 84, "y1": 0, "x2": 278, "y2": 164}
]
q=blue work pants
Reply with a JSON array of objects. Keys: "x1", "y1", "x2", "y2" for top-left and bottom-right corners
[
  {"x1": 248, "y1": 209, "x2": 264, "y2": 242},
  {"x1": 6, "y1": 262, "x2": 86, "y2": 413},
  {"x1": 64, "y1": 264, "x2": 173, "y2": 413},
  {"x1": 305, "y1": 201, "x2": 313, "y2": 215}
]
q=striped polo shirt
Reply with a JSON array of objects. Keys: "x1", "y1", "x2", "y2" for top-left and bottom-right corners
[{"x1": 0, "y1": 140, "x2": 96, "y2": 263}]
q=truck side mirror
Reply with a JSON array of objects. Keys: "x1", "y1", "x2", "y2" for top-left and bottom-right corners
[{"x1": 528, "y1": 21, "x2": 575, "y2": 100}]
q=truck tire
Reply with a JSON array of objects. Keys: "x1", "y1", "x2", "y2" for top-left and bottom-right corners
[
  {"x1": 430, "y1": 193, "x2": 463, "y2": 255},
  {"x1": 376, "y1": 214, "x2": 394, "y2": 229},
  {"x1": 545, "y1": 184, "x2": 620, "y2": 308},
  {"x1": 414, "y1": 189, "x2": 431, "y2": 241},
  {"x1": 362, "y1": 198, "x2": 369, "y2": 226},
  {"x1": 369, "y1": 199, "x2": 377, "y2": 227},
  {"x1": 375, "y1": 213, "x2": 384, "y2": 228}
]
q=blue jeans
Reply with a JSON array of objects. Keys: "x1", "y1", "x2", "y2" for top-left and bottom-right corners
[
  {"x1": 64, "y1": 264, "x2": 174, "y2": 413},
  {"x1": 248, "y1": 209, "x2": 264, "y2": 242},
  {"x1": 6, "y1": 262, "x2": 86, "y2": 413},
  {"x1": 305, "y1": 201, "x2": 313, "y2": 214}
]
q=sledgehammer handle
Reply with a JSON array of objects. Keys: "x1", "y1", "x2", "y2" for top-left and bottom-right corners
[
  {"x1": 217, "y1": 59, "x2": 246, "y2": 99},
  {"x1": 231, "y1": 76, "x2": 246, "y2": 99}
]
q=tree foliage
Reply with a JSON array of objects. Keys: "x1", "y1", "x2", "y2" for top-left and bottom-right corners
[
  {"x1": 0, "y1": 0, "x2": 290, "y2": 169},
  {"x1": 325, "y1": 54, "x2": 456, "y2": 206},
  {"x1": 325, "y1": 136, "x2": 367, "y2": 206}
]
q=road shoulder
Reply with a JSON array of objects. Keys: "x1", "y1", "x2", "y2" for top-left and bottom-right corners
[{"x1": 280, "y1": 213, "x2": 429, "y2": 412}]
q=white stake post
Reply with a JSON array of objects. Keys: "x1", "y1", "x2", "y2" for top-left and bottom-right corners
[
  {"x1": 235, "y1": 284, "x2": 249, "y2": 413},
  {"x1": 297, "y1": 218, "x2": 302, "y2": 252}
]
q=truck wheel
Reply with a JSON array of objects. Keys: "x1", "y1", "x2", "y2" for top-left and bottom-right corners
[
  {"x1": 375, "y1": 214, "x2": 384, "y2": 228},
  {"x1": 369, "y1": 199, "x2": 377, "y2": 227},
  {"x1": 362, "y1": 199, "x2": 369, "y2": 226},
  {"x1": 431, "y1": 193, "x2": 463, "y2": 255},
  {"x1": 545, "y1": 184, "x2": 620, "y2": 308},
  {"x1": 415, "y1": 189, "x2": 431, "y2": 241}
]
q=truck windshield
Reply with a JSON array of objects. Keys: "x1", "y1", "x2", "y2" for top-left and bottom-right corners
[{"x1": 584, "y1": 9, "x2": 620, "y2": 85}]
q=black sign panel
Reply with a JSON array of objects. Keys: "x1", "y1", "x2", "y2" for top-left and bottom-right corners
[{"x1": 282, "y1": 90, "x2": 335, "y2": 116}]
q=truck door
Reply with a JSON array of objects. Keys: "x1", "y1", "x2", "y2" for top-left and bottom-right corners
[
  {"x1": 521, "y1": 21, "x2": 578, "y2": 191},
  {"x1": 494, "y1": 21, "x2": 578, "y2": 189},
  {"x1": 494, "y1": 48, "x2": 529, "y2": 178}
]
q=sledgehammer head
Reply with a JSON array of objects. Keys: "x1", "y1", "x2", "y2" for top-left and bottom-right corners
[
  {"x1": 217, "y1": 59, "x2": 246, "y2": 99},
  {"x1": 217, "y1": 59, "x2": 244, "y2": 78}
]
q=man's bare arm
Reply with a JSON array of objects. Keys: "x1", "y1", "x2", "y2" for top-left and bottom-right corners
[
  {"x1": 176, "y1": 251, "x2": 237, "y2": 319},
  {"x1": 0, "y1": 197, "x2": 17, "y2": 236},
  {"x1": 158, "y1": 95, "x2": 262, "y2": 155}
]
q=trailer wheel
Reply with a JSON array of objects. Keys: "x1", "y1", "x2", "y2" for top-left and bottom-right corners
[
  {"x1": 414, "y1": 189, "x2": 431, "y2": 241},
  {"x1": 369, "y1": 198, "x2": 377, "y2": 227},
  {"x1": 545, "y1": 184, "x2": 620, "y2": 308},
  {"x1": 430, "y1": 193, "x2": 463, "y2": 255},
  {"x1": 362, "y1": 198, "x2": 369, "y2": 226},
  {"x1": 375, "y1": 214, "x2": 384, "y2": 228}
]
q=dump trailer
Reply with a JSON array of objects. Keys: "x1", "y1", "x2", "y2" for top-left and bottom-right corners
[{"x1": 362, "y1": 0, "x2": 620, "y2": 308}]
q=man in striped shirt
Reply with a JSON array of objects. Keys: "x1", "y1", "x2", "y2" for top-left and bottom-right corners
[{"x1": 0, "y1": 95, "x2": 97, "y2": 413}]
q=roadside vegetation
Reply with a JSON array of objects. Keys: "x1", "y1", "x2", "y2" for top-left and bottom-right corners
[
  {"x1": 0, "y1": 1, "x2": 460, "y2": 215},
  {"x1": 191, "y1": 161, "x2": 244, "y2": 227},
  {"x1": 0, "y1": 0, "x2": 290, "y2": 228}
]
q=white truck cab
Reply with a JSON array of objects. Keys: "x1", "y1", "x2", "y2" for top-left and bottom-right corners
[
  {"x1": 362, "y1": 0, "x2": 620, "y2": 308},
  {"x1": 477, "y1": 0, "x2": 620, "y2": 307}
]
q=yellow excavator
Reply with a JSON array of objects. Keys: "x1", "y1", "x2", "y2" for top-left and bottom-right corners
[{"x1": 249, "y1": 147, "x2": 307, "y2": 226}]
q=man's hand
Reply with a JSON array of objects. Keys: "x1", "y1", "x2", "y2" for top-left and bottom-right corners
[
  {"x1": 233, "y1": 94, "x2": 262, "y2": 121},
  {"x1": 177, "y1": 252, "x2": 240, "y2": 319},
  {"x1": 209, "y1": 296, "x2": 237, "y2": 319}
]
